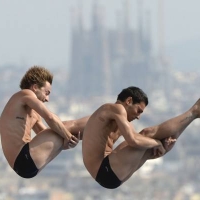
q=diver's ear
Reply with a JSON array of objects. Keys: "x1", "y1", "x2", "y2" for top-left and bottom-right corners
[
  {"x1": 126, "y1": 97, "x2": 133, "y2": 105},
  {"x1": 31, "y1": 84, "x2": 39, "y2": 92}
]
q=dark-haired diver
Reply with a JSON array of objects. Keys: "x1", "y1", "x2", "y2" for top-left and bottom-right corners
[{"x1": 82, "y1": 86, "x2": 200, "y2": 189}]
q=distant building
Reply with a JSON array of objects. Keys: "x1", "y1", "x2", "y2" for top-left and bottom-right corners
[
  {"x1": 67, "y1": 1, "x2": 170, "y2": 100},
  {"x1": 16, "y1": 187, "x2": 49, "y2": 200}
]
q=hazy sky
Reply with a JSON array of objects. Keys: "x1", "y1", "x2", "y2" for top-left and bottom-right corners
[{"x1": 0, "y1": 0, "x2": 200, "y2": 70}]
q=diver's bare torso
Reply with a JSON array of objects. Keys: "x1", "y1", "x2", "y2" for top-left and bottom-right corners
[
  {"x1": 0, "y1": 90, "x2": 40, "y2": 168},
  {"x1": 82, "y1": 103, "x2": 121, "y2": 178}
]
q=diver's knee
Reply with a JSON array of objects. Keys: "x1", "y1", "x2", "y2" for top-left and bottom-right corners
[{"x1": 139, "y1": 127, "x2": 156, "y2": 138}]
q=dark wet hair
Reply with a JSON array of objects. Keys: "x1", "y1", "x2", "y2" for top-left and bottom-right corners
[
  {"x1": 117, "y1": 86, "x2": 148, "y2": 106},
  {"x1": 20, "y1": 66, "x2": 53, "y2": 89}
]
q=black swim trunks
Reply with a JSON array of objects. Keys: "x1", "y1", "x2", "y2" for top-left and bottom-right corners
[
  {"x1": 13, "y1": 143, "x2": 39, "y2": 178},
  {"x1": 95, "y1": 156, "x2": 122, "y2": 189}
]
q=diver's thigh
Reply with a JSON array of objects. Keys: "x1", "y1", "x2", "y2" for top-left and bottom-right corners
[
  {"x1": 29, "y1": 129, "x2": 63, "y2": 169},
  {"x1": 109, "y1": 143, "x2": 146, "y2": 181}
]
